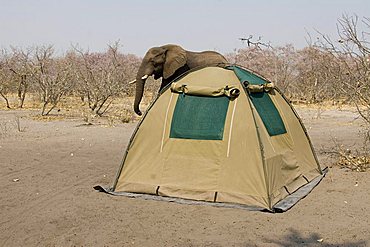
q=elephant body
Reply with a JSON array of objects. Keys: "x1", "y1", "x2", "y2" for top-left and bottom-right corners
[{"x1": 133, "y1": 44, "x2": 228, "y2": 115}]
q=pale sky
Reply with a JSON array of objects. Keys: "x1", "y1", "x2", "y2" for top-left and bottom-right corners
[{"x1": 1, "y1": 0, "x2": 369, "y2": 56}]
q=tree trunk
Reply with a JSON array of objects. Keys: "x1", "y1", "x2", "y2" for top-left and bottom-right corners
[
  {"x1": 41, "y1": 102, "x2": 48, "y2": 116},
  {"x1": 95, "y1": 96, "x2": 112, "y2": 116},
  {"x1": 18, "y1": 84, "x2": 27, "y2": 108},
  {"x1": 0, "y1": 92, "x2": 11, "y2": 109}
]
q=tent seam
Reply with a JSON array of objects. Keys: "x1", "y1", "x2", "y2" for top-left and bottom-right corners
[
  {"x1": 239, "y1": 78, "x2": 272, "y2": 209},
  {"x1": 227, "y1": 97, "x2": 238, "y2": 157},
  {"x1": 233, "y1": 64, "x2": 273, "y2": 209},
  {"x1": 247, "y1": 97, "x2": 272, "y2": 209}
]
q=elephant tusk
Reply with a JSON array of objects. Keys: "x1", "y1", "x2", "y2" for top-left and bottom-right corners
[{"x1": 129, "y1": 74, "x2": 149, "y2": 84}]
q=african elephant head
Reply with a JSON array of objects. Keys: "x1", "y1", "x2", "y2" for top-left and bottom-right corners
[{"x1": 133, "y1": 44, "x2": 228, "y2": 115}]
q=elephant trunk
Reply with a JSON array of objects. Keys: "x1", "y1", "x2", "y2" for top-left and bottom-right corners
[
  {"x1": 133, "y1": 77, "x2": 145, "y2": 116},
  {"x1": 133, "y1": 60, "x2": 153, "y2": 116}
]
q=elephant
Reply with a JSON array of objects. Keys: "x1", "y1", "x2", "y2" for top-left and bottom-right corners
[{"x1": 132, "y1": 44, "x2": 228, "y2": 115}]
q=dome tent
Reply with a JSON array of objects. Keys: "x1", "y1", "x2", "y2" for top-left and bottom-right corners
[{"x1": 96, "y1": 65, "x2": 326, "y2": 212}]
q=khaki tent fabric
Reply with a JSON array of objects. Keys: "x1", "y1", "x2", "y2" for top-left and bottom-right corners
[{"x1": 108, "y1": 66, "x2": 324, "y2": 211}]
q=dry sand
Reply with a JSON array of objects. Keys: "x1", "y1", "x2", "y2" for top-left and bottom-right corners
[{"x1": 0, "y1": 106, "x2": 369, "y2": 247}]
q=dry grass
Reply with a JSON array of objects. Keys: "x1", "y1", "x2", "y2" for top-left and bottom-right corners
[
  {"x1": 337, "y1": 153, "x2": 370, "y2": 172},
  {"x1": 324, "y1": 133, "x2": 370, "y2": 172},
  {"x1": 0, "y1": 93, "x2": 157, "y2": 124}
]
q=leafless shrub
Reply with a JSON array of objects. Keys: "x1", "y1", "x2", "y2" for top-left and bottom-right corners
[
  {"x1": 1, "y1": 43, "x2": 141, "y2": 116},
  {"x1": 293, "y1": 46, "x2": 346, "y2": 103},
  {"x1": 0, "y1": 49, "x2": 13, "y2": 108},
  {"x1": 73, "y1": 42, "x2": 140, "y2": 116},
  {"x1": 0, "y1": 47, "x2": 34, "y2": 109},
  {"x1": 226, "y1": 45, "x2": 298, "y2": 97},
  {"x1": 238, "y1": 35, "x2": 272, "y2": 49},
  {"x1": 315, "y1": 14, "x2": 370, "y2": 125},
  {"x1": 31, "y1": 45, "x2": 75, "y2": 116},
  {"x1": 313, "y1": 14, "x2": 370, "y2": 168},
  {"x1": 7, "y1": 47, "x2": 33, "y2": 108},
  {"x1": 324, "y1": 138, "x2": 370, "y2": 172}
]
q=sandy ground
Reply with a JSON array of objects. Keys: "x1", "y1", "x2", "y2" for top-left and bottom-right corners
[{"x1": 0, "y1": 105, "x2": 369, "y2": 247}]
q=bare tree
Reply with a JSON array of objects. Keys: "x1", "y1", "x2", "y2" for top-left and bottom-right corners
[
  {"x1": 293, "y1": 46, "x2": 346, "y2": 103},
  {"x1": 73, "y1": 42, "x2": 139, "y2": 116},
  {"x1": 270, "y1": 45, "x2": 297, "y2": 95},
  {"x1": 238, "y1": 35, "x2": 272, "y2": 49},
  {"x1": 32, "y1": 45, "x2": 75, "y2": 116},
  {"x1": 1, "y1": 47, "x2": 35, "y2": 108},
  {"x1": 316, "y1": 14, "x2": 370, "y2": 124},
  {"x1": 0, "y1": 49, "x2": 13, "y2": 108},
  {"x1": 225, "y1": 44, "x2": 296, "y2": 96},
  {"x1": 8, "y1": 47, "x2": 34, "y2": 108}
]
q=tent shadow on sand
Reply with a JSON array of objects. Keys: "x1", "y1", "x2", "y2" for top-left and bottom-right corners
[{"x1": 95, "y1": 65, "x2": 327, "y2": 212}]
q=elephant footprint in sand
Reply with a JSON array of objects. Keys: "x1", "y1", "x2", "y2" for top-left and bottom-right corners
[{"x1": 132, "y1": 44, "x2": 228, "y2": 115}]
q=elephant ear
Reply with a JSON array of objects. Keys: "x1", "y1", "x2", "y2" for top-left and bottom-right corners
[{"x1": 163, "y1": 46, "x2": 187, "y2": 79}]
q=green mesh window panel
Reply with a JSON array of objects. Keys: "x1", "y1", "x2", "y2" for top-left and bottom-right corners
[
  {"x1": 249, "y1": 92, "x2": 287, "y2": 136},
  {"x1": 170, "y1": 95, "x2": 229, "y2": 140},
  {"x1": 228, "y1": 65, "x2": 287, "y2": 136},
  {"x1": 228, "y1": 65, "x2": 267, "y2": 86}
]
